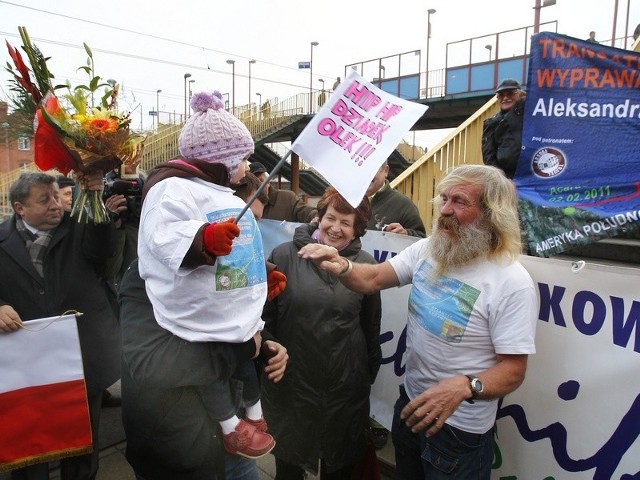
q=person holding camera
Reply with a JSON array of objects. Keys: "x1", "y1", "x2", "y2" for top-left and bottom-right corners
[
  {"x1": 101, "y1": 171, "x2": 145, "y2": 408},
  {"x1": 103, "y1": 171, "x2": 144, "y2": 289},
  {"x1": 365, "y1": 161, "x2": 426, "y2": 239}
]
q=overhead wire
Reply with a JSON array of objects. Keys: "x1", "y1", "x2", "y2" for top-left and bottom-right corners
[{"x1": 0, "y1": 0, "x2": 330, "y2": 92}]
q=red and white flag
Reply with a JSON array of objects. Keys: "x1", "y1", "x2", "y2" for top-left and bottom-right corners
[
  {"x1": 0, "y1": 314, "x2": 92, "y2": 472},
  {"x1": 291, "y1": 68, "x2": 428, "y2": 207}
]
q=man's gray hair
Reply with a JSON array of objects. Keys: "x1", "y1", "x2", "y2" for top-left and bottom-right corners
[
  {"x1": 9, "y1": 172, "x2": 57, "y2": 209},
  {"x1": 435, "y1": 164, "x2": 523, "y2": 261}
]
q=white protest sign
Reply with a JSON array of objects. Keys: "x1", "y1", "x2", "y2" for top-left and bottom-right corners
[{"x1": 291, "y1": 69, "x2": 427, "y2": 207}]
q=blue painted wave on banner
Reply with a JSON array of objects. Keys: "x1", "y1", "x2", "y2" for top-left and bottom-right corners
[{"x1": 515, "y1": 32, "x2": 640, "y2": 257}]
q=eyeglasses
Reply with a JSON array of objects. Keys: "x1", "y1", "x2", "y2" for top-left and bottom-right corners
[{"x1": 497, "y1": 90, "x2": 518, "y2": 98}]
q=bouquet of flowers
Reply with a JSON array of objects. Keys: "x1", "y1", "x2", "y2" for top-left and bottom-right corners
[{"x1": 6, "y1": 27, "x2": 145, "y2": 222}]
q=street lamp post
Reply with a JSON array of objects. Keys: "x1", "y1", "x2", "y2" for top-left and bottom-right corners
[
  {"x1": 226, "y1": 60, "x2": 236, "y2": 113},
  {"x1": 248, "y1": 59, "x2": 256, "y2": 110},
  {"x1": 318, "y1": 78, "x2": 325, "y2": 90},
  {"x1": 156, "y1": 89, "x2": 162, "y2": 130},
  {"x1": 425, "y1": 8, "x2": 436, "y2": 99},
  {"x1": 624, "y1": 0, "x2": 631, "y2": 48},
  {"x1": 189, "y1": 79, "x2": 195, "y2": 109},
  {"x1": 183, "y1": 73, "x2": 191, "y2": 122},
  {"x1": 533, "y1": 0, "x2": 556, "y2": 34},
  {"x1": 485, "y1": 44, "x2": 493, "y2": 61},
  {"x1": 611, "y1": 0, "x2": 619, "y2": 47},
  {"x1": 310, "y1": 41, "x2": 319, "y2": 113}
]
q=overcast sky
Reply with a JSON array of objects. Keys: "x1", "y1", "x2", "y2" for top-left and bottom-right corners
[{"x1": 1, "y1": 0, "x2": 638, "y2": 147}]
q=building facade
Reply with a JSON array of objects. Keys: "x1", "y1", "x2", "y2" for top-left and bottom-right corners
[{"x1": 0, "y1": 101, "x2": 34, "y2": 173}]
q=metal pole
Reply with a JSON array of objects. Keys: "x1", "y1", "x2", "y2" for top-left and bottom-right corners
[
  {"x1": 189, "y1": 80, "x2": 195, "y2": 116},
  {"x1": 183, "y1": 73, "x2": 191, "y2": 122},
  {"x1": 426, "y1": 9, "x2": 436, "y2": 99},
  {"x1": 534, "y1": 0, "x2": 556, "y2": 35},
  {"x1": 234, "y1": 149, "x2": 293, "y2": 223},
  {"x1": 310, "y1": 41, "x2": 318, "y2": 113},
  {"x1": 624, "y1": 0, "x2": 631, "y2": 48},
  {"x1": 612, "y1": 0, "x2": 619, "y2": 47},
  {"x1": 226, "y1": 60, "x2": 236, "y2": 112},
  {"x1": 256, "y1": 93, "x2": 262, "y2": 115},
  {"x1": 533, "y1": 0, "x2": 542, "y2": 34},
  {"x1": 249, "y1": 59, "x2": 256, "y2": 109},
  {"x1": 156, "y1": 89, "x2": 161, "y2": 130},
  {"x1": 485, "y1": 44, "x2": 492, "y2": 61}
]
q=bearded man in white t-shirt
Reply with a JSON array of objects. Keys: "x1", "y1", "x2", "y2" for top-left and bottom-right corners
[{"x1": 298, "y1": 164, "x2": 537, "y2": 480}]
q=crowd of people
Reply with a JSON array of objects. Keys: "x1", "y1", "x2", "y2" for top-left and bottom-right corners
[{"x1": 0, "y1": 83, "x2": 538, "y2": 480}]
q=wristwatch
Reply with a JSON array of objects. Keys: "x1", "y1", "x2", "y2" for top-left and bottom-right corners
[{"x1": 465, "y1": 375, "x2": 484, "y2": 404}]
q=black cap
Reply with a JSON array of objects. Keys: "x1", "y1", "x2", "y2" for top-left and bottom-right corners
[
  {"x1": 496, "y1": 79, "x2": 522, "y2": 92},
  {"x1": 249, "y1": 162, "x2": 268, "y2": 175},
  {"x1": 56, "y1": 175, "x2": 75, "y2": 188}
]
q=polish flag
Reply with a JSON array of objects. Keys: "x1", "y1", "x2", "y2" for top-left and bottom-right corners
[{"x1": 0, "y1": 314, "x2": 92, "y2": 472}]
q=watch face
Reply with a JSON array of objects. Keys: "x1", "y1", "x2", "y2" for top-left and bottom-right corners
[
  {"x1": 467, "y1": 375, "x2": 483, "y2": 397},
  {"x1": 471, "y1": 378, "x2": 483, "y2": 393}
]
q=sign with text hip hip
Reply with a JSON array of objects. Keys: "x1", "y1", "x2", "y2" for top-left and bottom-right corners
[{"x1": 291, "y1": 68, "x2": 427, "y2": 208}]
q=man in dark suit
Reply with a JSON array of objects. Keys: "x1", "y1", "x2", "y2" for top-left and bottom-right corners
[{"x1": 0, "y1": 171, "x2": 121, "y2": 480}]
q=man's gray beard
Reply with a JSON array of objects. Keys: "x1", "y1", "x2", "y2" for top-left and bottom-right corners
[{"x1": 428, "y1": 219, "x2": 492, "y2": 274}]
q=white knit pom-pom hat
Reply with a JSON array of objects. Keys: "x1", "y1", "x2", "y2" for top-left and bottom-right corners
[{"x1": 178, "y1": 91, "x2": 254, "y2": 177}]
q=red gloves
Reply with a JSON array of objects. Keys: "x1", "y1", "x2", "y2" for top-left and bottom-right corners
[
  {"x1": 267, "y1": 269, "x2": 287, "y2": 301},
  {"x1": 203, "y1": 219, "x2": 240, "y2": 256}
]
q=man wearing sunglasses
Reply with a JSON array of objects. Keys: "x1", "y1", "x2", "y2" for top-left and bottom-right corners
[{"x1": 481, "y1": 79, "x2": 526, "y2": 179}]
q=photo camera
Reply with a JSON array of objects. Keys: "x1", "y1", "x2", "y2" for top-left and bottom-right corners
[{"x1": 103, "y1": 175, "x2": 144, "y2": 200}]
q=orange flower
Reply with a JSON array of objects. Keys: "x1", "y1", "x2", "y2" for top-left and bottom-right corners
[{"x1": 86, "y1": 117, "x2": 118, "y2": 137}]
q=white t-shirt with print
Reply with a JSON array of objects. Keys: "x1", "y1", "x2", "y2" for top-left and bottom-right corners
[
  {"x1": 389, "y1": 238, "x2": 537, "y2": 434},
  {"x1": 138, "y1": 177, "x2": 267, "y2": 343}
]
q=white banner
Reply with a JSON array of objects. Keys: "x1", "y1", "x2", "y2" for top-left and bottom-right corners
[
  {"x1": 290, "y1": 69, "x2": 427, "y2": 208},
  {"x1": 493, "y1": 256, "x2": 640, "y2": 479},
  {"x1": 0, "y1": 314, "x2": 83, "y2": 392},
  {"x1": 261, "y1": 221, "x2": 640, "y2": 478}
]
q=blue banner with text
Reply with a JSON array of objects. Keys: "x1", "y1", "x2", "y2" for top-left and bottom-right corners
[{"x1": 516, "y1": 32, "x2": 640, "y2": 257}]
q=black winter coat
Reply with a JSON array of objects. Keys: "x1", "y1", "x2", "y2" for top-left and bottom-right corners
[
  {"x1": 0, "y1": 213, "x2": 121, "y2": 395},
  {"x1": 262, "y1": 224, "x2": 382, "y2": 475},
  {"x1": 118, "y1": 260, "x2": 263, "y2": 480},
  {"x1": 482, "y1": 99, "x2": 525, "y2": 179},
  {"x1": 367, "y1": 181, "x2": 426, "y2": 237}
]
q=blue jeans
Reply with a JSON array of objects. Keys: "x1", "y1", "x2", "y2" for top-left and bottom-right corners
[
  {"x1": 225, "y1": 453, "x2": 259, "y2": 480},
  {"x1": 391, "y1": 386, "x2": 494, "y2": 480},
  {"x1": 135, "y1": 453, "x2": 258, "y2": 480}
]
